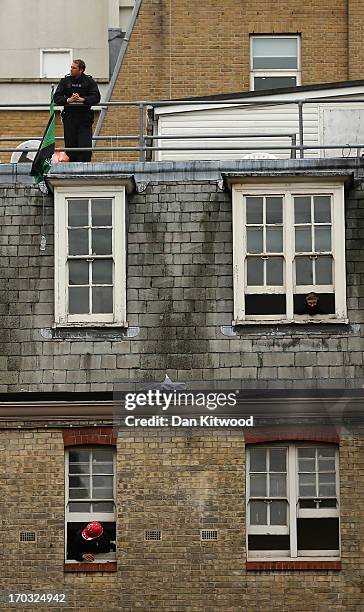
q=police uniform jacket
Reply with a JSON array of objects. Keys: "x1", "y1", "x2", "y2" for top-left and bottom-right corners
[{"x1": 54, "y1": 73, "x2": 100, "y2": 124}]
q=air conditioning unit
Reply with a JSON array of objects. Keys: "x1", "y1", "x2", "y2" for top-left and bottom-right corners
[{"x1": 10, "y1": 140, "x2": 41, "y2": 164}]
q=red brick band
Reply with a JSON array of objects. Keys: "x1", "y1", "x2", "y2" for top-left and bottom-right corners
[
  {"x1": 246, "y1": 561, "x2": 341, "y2": 571},
  {"x1": 64, "y1": 562, "x2": 117, "y2": 573},
  {"x1": 63, "y1": 427, "x2": 117, "y2": 446}
]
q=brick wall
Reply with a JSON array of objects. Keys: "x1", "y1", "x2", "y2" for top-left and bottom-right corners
[
  {"x1": 0, "y1": 174, "x2": 364, "y2": 391},
  {"x1": 98, "y1": 0, "x2": 353, "y2": 160},
  {"x1": 0, "y1": 425, "x2": 362, "y2": 610}
]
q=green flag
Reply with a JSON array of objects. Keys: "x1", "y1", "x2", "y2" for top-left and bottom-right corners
[{"x1": 30, "y1": 87, "x2": 55, "y2": 184}]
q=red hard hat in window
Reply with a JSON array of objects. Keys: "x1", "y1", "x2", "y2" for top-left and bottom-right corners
[
  {"x1": 82, "y1": 521, "x2": 104, "y2": 541},
  {"x1": 51, "y1": 151, "x2": 70, "y2": 163}
]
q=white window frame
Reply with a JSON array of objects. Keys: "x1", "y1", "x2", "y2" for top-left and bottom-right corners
[
  {"x1": 65, "y1": 447, "x2": 116, "y2": 563},
  {"x1": 250, "y1": 35, "x2": 301, "y2": 91},
  {"x1": 54, "y1": 186, "x2": 127, "y2": 327},
  {"x1": 40, "y1": 49, "x2": 72, "y2": 79},
  {"x1": 232, "y1": 180, "x2": 347, "y2": 324},
  {"x1": 246, "y1": 443, "x2": 340, "y2": 561}
]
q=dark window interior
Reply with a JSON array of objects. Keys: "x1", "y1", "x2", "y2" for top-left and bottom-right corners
[
  {"x1": 294, "y1": 293, "x2": 335, "y2": 315},
  {"x1": 67, "y1": 522, "x2": 116, "y2": 561},
  {"x1": 248, "y1": 535, "x2": 290, "y2": 551},
  {"x1": 245, "y1": 294, "x2": 286, "y2": 315},
  {"x1": 297, "y1": 518, "x2": 339, "y2": 550}
]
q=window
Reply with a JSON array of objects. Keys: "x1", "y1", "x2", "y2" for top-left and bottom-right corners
[
  {"x1": 247, "y1": 444, "x2": 340, "y2": 560},
  {"x1": 41, "y1": 49, "x2": 72, "y2": 78},
  {"x1": 65, "y1": 447, "x2": 116, "y2": 563},
  {"x1": 250, "y1": 36, "x2": 300, "y2": 91},
  {"x1": 54, "y1": 187, "x2": 126, "y2": 326},
  {"x1": 232, "y1": 181, "x2": 346, "y2": 323}
]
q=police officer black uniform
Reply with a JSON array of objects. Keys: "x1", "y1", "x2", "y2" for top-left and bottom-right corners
[{"x1": 54, "y1": 59, "x2": 100, "y2": 162}]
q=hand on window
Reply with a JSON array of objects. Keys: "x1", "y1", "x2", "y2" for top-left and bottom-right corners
[{"x1": 82, "y1": 553, "x2": 95, "y2": 562}]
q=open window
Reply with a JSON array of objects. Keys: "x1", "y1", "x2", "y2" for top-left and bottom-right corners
[
  {"x1": 65, "y1": 447, "x2": 116, "y2": 563},
  {"x1": 232, "y1": 181, "x2": 347, "y2": 324},
  {"x1": 54, "y1": 186, "x2": 126, "y2": 326},
  {"x1": 246, "y1": 443, "x2": 340, "y2": 560}
]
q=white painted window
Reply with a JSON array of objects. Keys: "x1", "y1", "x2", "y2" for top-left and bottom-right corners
[
  {"x1": 54, "y1": 187, "x2": 126, "y2": 326},
  {"x1": 232, "y1": 181, "x2": 347, "y2": 324},
  {"x1": 65, "y1": 447, "x2": 116, "y2": 562},
  {"x1": 246, "y1": 444, "x2": 340, "y2": 560},
  {"x1": 41, "y1": 49, "x2": 72, "y2": 78},
  {"x1": 250, "y1": 36, "x2": 300, "y2": 91}
]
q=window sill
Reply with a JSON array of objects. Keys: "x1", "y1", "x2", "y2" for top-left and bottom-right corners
[
  {"x1": 64, "y1": 562, "x2": 117, "y2": 573},
  {"x1": 41, "y1": 326, "x2": 140, "y2": 341},
  {"x1": 246, "y1": 560, "x2": 341, "y2": 571}
]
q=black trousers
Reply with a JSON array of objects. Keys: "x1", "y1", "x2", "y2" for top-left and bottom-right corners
[{"x1": 63, "y1": 114, "x2": 93, "y2": 162}]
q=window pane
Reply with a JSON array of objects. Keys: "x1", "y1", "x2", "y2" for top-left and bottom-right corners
[
  {"x1": 69, "y1": 450, "x2": 90, "y2": 462},
  {"x1": 250, "y1": 448, "x2": 266, "y2": 472},
  {"x1": 269, "y1": 474, "x2": 286, "y2": 497},
  {"x1": 68, "y1": 199, "x2": 88, "y2": 227},
  {"x1": 315, "y1": 257, "x2": 332, "y2": 285},
  {"x1": 93, "y1": 450, "x2": 114, "y2": 462},
  {"x1": 69, "y1": 488, "x2": 90, "y2": 499},
  {"x1": 269, "y1": 448, "x2": 286, "y2": 472},
  {"x1": 68, "y1": 229, "x2": 88, "y2": 255},
  {"x1": 68, "y1": 502, "x2": 92, "y2": 512},
  {"x1": 93, "y1": 488, "x2": 114, "y2": 499},
  {"x1": 294, "y1": 196, "x2": 311, "y2": 224},
  {"x1": 93, "y1": 475, "x2": 113, "y2": 488},
  {"x1": 91, "y1": 199, "x2": 112, "y2": 226},
  {"x1": 298, "y1": 448, "x2": 316, "y2": 459},
  {"x1": 246, "y1": 197, "x2": 263, "y2": 224},
  {"x1": 69, "y1": 287, "x2": 89, "y2": 314},
  {"x1": 252, "y1": 38, "x2": 297, "y2": 69},
  {"x1": 298, "y1": 458, "x2": 315, "y2": 472},
  {"x1": 315, "y1": 227, "x2": 331, "y2": 252},
  {"x1": 318, "y1": 448, "x2": 335, "y2": 459},
  {"x1": 270, "y1": 501, "x2": 287, "y2": 525},
  {"x1": 92, "y1": 502, "x2": 114, "y2": 512},
  {"x1": 69, "y1": 260, "x2": 89, "y2": 286},
  {"x1": 314, "y1": 196, "x2": 331, "y2": 223},
  {"x1": 247, "y1": 228, "x2": 263, "y2": 253},
  {"x1": 318, "y1": 458, "x2": 335, "y2": 472},
  {"x1": 92, "y1": 260, "x2": 113, "y2": 285},
  {"x1": 250, "y1": 474, "x2": 267, "y2": 496},
  {"x1": 266, "y1": 197, "x2": 283, "y2": 223},
  {"x1": 93, "y1": 463, "x2": 114, "y2": 475},
  {"x1": 254, "y1": 76, "x2": 297, "y2": 90},
  {"x1": 92, "y1": 286, "x2": 113, "y2": 314},
  {"x1": 295, "y1": 257, "x2": 313, "y2": 285},
  {"x1": 69, "y1": 475, "x2": 90, "y2": 489},
  {"x1": 266, "y1": 258, "x2": 283, "y2": 285},
  {"x1": 69, "y1": 463, "x2": 90, "y2": 475},
  {"x1": 247, "y1": 258, "x2": 264, "y2": 285},
  {"x1": 266, "y1": 228, "x2": 283, "y2": 252},
  {"x1": 250, "y1": 501, "x2": 267, "y2": 525},
  {"x1": 318, "y1": 473, "x2": 336, "y2": 497},
  {"x1": 92, "y1": 228, "x2": 112, "y2": 255},
  {"x1": 299, "y1": 474, "x2": 316, "y2": 496},
  {"x1": 295, "y1": 227, "x2": 311, "y2": 252}
]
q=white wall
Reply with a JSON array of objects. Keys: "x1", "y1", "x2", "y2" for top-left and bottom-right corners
[{"x1": 1, "y1": 0, "x2": 109, "y2": 79}]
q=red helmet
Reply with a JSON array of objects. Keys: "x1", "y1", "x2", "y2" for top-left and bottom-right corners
[
  {"x1": 82, "y1": 522, "x2": 104, "y2": 541},
  {"x1": 51, "y1": 151, "x2": 70, "y2": 163}
]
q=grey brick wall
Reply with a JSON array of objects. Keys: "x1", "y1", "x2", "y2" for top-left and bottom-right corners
[{"x1": 0, "y1": 175, "x2": 364, "y2": 391}]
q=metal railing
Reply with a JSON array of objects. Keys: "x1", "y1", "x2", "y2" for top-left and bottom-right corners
[{"x1": 1, "y1": 97, "x2": 364, "y2": 162}]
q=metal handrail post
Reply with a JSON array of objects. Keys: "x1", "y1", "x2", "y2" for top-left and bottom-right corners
[
  {"x1": 290, "y1": 134, "x2": 297, "y2": 159},
  {"x1": 298, "y1": 101, "x2": 304, "y2": 159},
  {"x1": 139, "y1": 103, "x2": 145, "y2": 161}
]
